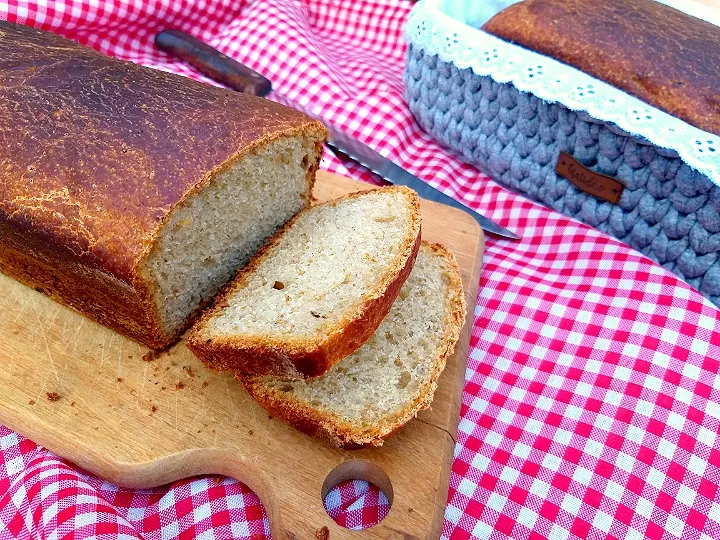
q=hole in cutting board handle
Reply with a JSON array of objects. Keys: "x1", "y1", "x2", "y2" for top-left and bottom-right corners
[{"x1": 321, "y1": 460, "x2": 393, "y2": 529}]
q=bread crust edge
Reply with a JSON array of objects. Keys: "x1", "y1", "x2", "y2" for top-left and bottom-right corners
[{"x1": 237, "y1": 242, "x2": 467, "y2": 448}]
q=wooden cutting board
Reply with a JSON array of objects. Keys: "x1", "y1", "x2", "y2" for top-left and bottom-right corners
[{"x1": 0, "y1": 171, "x2": 484, "y2": 540}]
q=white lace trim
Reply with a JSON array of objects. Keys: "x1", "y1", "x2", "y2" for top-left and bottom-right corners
[{"x1": 404, "y1": 0, "x2": 720, "y2": 187}]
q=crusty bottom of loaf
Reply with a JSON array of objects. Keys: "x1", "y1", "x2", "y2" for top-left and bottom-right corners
[{"x1": 239, "y1": 242, "x2": 466, "y2": 448}]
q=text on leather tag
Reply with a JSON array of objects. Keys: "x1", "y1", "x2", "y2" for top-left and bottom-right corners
[{"x1": 556, "y1": 152, "x2": 624, "y2": 204}]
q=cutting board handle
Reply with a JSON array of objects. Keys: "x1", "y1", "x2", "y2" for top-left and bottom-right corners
[
  {"x1": 94, "y1": 447, "x2": 297, "y2": 537},
  {"x1": 130, "y1": 450, "x2": 389, "y2": 539},
  {"x1": 0, "y1": 172, "x2": 483, "y2": 539}
]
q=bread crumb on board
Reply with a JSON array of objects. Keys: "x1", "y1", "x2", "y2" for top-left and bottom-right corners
[
  {"x1": 315, "y1": 526, "x2": 330, "y2": 540},
  {"x1": 182, "y1": 365, "x2": 195, "y2": 377},
  {"x1": 46, "y1": 392, "x2": 61, "y2": 402},
  {"x1": 142, "y1": 350, "x2": 160, "y2": 362},
  {"x1": 142, "y1": 347, "x2": 173, "y2": 362}
]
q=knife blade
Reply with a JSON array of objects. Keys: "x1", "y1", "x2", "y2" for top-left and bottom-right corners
[
  {"x1": 154, "y1": 30, "x2": 520, "y2": 240},
  {"x1": 324, "y1": 127, "x2": 519, "y2": 239}
]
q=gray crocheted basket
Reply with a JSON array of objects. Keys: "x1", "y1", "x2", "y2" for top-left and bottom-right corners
[{"x1": 404, "y1": 45, "x2": 720, "y2": 307}]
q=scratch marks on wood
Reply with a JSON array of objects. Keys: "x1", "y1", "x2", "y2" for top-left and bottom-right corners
[
  {"x1": 186, "y1": 407, "x2": 205, "y2": 434},
  {"x1": 30, "y1": 373, "x2": 50, "y2": 407},
  {"x1": 35, "y1": 304, "x2": 60, "y2": 382},
  {"x1": 174, "y1": 379, "x2": 179, "y2": 431},
  {"x1": 67, "y1": 317, "x2": 85, "y2": 356}
]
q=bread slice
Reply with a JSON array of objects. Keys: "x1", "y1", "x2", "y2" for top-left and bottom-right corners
[
  {"x1": 186, "y1": 186, "x2": 422, "y2": 378},
  {"x1": 238, "y1": 243, "x2": 465, "y2": 448}
]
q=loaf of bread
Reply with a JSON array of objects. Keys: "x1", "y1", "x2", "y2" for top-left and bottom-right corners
[
  {"x1": 239, "y1": 243, "x2": 466, "y2": 448},
  {"x1": 187, "y1": 186, "x2": 422, "y2": 379},
  {"x1": 0, "y1": 21, "x2": 327, "y2": 349},
  {"x1": 482, "y1": 0, "x2": 720, "y2": 136}
]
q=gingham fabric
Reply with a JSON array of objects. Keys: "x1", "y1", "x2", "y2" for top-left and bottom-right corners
[{"x1": 1, "y1": 1, "x2": 720, "y2": 539}]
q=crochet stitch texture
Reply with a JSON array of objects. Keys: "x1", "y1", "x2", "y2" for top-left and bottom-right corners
[{"x1": 405, "y1": 46, "x2": 720, "y2": 307}]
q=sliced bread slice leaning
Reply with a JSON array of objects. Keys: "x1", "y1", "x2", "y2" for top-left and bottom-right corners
[
  {"x1": 186, "y1": 186, "x2": 422, "y2": 379},
  {"x1": 238, "y1": 242, "x2": 466, "y2": 448}
]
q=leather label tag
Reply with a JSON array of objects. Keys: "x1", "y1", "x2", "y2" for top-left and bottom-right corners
[{"x1": 556, "y1": 152, "x2": 624, "y2": 204}]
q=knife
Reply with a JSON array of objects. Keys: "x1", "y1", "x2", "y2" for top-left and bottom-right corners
[{"x1": 155, "y1": 30, "x2": 520, "y2": 240}]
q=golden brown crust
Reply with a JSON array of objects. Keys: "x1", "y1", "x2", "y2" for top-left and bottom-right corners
[
  {"x1": 186, "y1": 186, "x2": 422, "y2": 379},
  {"x1": 0, "y1": 220, "x2": 164, "y2": 347},
  {"x1": 482, "y1": 0, "x2": 720, "y2": 136},
  {"x1": 239, "y1": 242, "x2": 467, "y2": 448},
  {"x1": 0, "y1": 21, "x2": 326, "y2": 348}
]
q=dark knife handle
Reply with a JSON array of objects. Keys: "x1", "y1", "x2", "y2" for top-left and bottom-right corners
[{"x1": 154, "y1": 30, "x2": 272, "y2": 97}]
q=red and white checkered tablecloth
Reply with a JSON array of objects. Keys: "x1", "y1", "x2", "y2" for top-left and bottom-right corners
[{"x1": 2, "y1": 1, "x2": 720, "y2": 539}]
